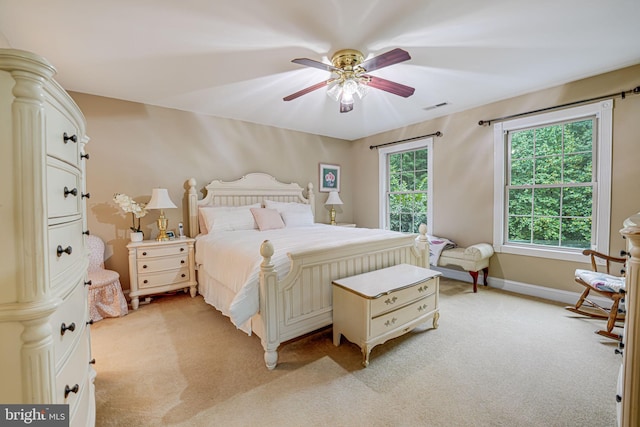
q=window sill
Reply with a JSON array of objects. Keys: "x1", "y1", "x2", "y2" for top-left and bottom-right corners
[{"x1": 496, "y1": 243, "x2": 589, "y2": 263}]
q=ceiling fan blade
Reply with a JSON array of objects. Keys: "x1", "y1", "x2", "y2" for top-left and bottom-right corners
[
  {"x1": 359, "y1": 48, "x2": 411, "y2": 72},
  {"x1": 366, "y1": 76, "x2": 415, "y2": 98},
  {"x1": 283, "y1": 81, "x2": 328, "y2": 101},
  {"x1": 291, "y1": 58, "x2": 340, "y2": 72}
]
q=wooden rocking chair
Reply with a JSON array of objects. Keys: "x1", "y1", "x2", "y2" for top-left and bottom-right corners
[{"x1": 565, "y1": 249, "x2": 627, "y2": 341}]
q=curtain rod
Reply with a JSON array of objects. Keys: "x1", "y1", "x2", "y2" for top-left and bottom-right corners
[
  {"x1": 478, "y1": 85, "x2": 640, "y2": 126},
  {"x1": 369, "y1": 131, "x2": 442, "y2": 150}
]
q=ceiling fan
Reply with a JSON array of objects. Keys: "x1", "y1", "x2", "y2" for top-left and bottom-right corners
[{"x1": 283, "y1": 48, "x2": 415, "y2": 113}]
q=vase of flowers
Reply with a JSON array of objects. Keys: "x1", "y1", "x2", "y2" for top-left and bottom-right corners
[{"x1": 113, "y1": 193, "x2": 148, "y2": 242}]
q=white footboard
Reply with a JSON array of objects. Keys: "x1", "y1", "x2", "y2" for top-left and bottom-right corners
[{"x1": 256, "y1": 226, "x2": 429, "y2": 369}]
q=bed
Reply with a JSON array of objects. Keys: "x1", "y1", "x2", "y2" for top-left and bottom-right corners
[{"x1": 186, "y1": 173, "x2": 429, "y2": 369}]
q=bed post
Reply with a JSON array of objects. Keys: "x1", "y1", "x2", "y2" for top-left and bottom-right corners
[
  {"x1": 416, "y1": 223, "x2": 430, "y2": 268},
  {"x1": 187, "y1": 178, "x2": 199, "y2": 237},
  {"x1": 306, "y1": 182, "x2": 315, "y2": 215},
  {"x1": 259, "y1": 240, "x2": 280, "y2": 370}
]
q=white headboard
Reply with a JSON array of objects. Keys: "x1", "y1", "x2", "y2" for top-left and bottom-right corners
[{"x1": 187, "y1": 173, "x2": 315, "y2": 237}]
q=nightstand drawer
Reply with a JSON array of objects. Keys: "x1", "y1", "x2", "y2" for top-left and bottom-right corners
[
  {"x1": 137, "y1": 254, "x2": 189, "y2": 273},
  {"x1": 137, "y1": 244, "x2": 187, "y2": 258},
  {"x1": 370, "y1": 294, "x2": 436, "y2": 337},
  {"x1": 137, "y1": 266, "x2": 190, "y2": 289},
  {"x1": 370, "y1": 277, "x2": 436, "y2": 317}
]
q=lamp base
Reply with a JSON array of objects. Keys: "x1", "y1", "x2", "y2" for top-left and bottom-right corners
[
  {"x1": 330, "y1": 207, "x2": 336, "y2": 226},
  {"x1": 156, "y1": 213, "x2": 169, "y2": 241}
]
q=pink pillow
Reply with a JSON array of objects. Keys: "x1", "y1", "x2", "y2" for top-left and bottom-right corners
[{"x1": 251, "y1": 208, "x2": 285, "y2": 231}]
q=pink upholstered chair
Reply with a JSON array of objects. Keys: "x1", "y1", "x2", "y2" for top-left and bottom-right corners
[{"x1": 87, "y1": 235, "x2": 128, "y2": 321}]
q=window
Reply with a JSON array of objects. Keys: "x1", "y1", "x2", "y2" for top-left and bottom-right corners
[
  {"x1": 378, "y1": 138, "x2": 433, "y2": 234},
  {"x1": 493, "y1": 100, "x2": 613, "y2": 262}
]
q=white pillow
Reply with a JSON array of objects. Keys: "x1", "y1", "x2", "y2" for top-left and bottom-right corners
[
  {"x1": 199, "y1": 203, "x2": 260, "y2": 233},
  {"x1": 281, "y1": 210, "x2": 314, "y2": 227},
  {"x1": 264, "y1": 200, "x2": 312, "y2": 214}
]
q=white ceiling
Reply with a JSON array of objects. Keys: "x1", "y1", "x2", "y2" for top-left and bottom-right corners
[{"x1": 1, "y1": 0, "x2": 639, "y2": 141}]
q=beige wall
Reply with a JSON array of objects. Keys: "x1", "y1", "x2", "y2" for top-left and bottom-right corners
[
  {"x1": 70, "y1": 93, "x2": 352, "y2": 289},
  {"x1": 352, "y1": 64, "x2": 640, "y2": 292}
]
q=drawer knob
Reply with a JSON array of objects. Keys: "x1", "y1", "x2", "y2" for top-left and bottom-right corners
[
  {"x1": 418, "y1": 303, "x2": 429, "y2": 312},
  {"x1": 143, "y1": 265, "x2": 148, "y2": 269},
  {"x1": 81, "y1": 152, "x2": 90, "y2": 160},
  {"x1": 142, "y1": 252, "x2": 147, "y2": 256},
  {"x1": 86, "y1": 320, "x2": 94, "y2": 326},
  {"x1": 616, "y1": 394, "x2": 622, "y2": 403},
  {"x1": 181, "y1": 260, "x2": 185, "y2": 264},
  {"x1": 64, "y1": 384, "x2": 79, "y2": 398},
  {"x1": 418, "y1": 285, "x2": 431, "y2": 292},
  {"x1": 84, "y1": 280, "x2": 92, "y2": 286},
  {"x1": 82, "y1": 192, "x2": 91, "y2": 199},
  {"x1": 56, "y1": 245, "x2": 73, "y2": 257},
  {"x1": 64, "y1": 186, "x2": 78, "y2": 198},
  {"x1": 89, "y1": 358, "x2": 96, "y2": 365},
  {"x1": 181, "y1": 274, "x2": 186, "y2": 278},
  {"x1": 60, "y1": 322, "x2": 76, "y2": 335},
  {"x1": 180, "y1": 247, "x2": 185, "y2": 252},
  {"x1": 384, "y1": 318, "x2": 397, "y2": 327},
  {"x1": 384, "y1": 296, "x2": 398, "y2": 305},
  {"x1": 83, "y1": 230, "x2": 91, "y2": 235},
  {"x1": 63, "y1": 132, "x2": 77, "y2": 144},
  {"x1": 143, "y1": 280, "x2": 148, "y2": 284}
]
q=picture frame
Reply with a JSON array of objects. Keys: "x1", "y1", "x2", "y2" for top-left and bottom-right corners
[
  {"x1": 166, "y1": 230, "x2": 176, "y2": 240},
  {"x1": 319, "y1": 163, "x2": 340, "y2": 192}
]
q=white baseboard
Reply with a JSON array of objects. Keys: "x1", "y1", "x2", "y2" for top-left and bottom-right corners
[{"x1": 432, "y1": 266, "x2": 613, "y2": 309}]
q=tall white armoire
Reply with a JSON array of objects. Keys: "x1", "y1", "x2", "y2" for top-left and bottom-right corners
[{"x1": 0, "y1": 49, "x2": 95, "y2": 426}]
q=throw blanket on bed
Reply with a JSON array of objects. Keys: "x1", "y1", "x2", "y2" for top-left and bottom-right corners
[
  {"x1": 428, "y1": 235, "x2": 456, "y2": 266},
  {"x1": 195, "y1": 225, "x2": 410, "y2": 329}
]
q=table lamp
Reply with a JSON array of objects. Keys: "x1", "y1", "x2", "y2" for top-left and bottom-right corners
[
  {"x1": 146, "y1": 188, "x2": 177, "y2": 241},
  {"x1": 325, "y1": 191, "x2": 343, "y2": 225}
]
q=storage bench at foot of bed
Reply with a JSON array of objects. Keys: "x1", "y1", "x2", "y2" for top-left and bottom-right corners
[{"x1": 332, "y1": 264, "x2": 441, "y2": 367}]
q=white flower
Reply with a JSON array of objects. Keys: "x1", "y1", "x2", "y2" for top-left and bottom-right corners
[{"x1": 114, "y1": 193, "x2": 148, "y2": 232}]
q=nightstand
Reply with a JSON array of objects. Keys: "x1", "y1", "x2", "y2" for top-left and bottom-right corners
[{"x1": 127, "y1": 238, "x2": 197, "y2": 309}]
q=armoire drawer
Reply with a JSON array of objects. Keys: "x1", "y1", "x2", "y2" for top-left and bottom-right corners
[
  {"x1": 47, "y1": 158, "x2": 82, "y2": 219},
  {"x1": 49, "y1": 220, "x2": 85, "y2": 287},
  {"x1": 55, "y1": 327, "x2": 90, "y2": 409},
  {"x1": 49, "y1": 279, "x2": 88, "y2": 368},
  {"x1": 45, "y1": 100, "x2": 81, "y2": 168}
]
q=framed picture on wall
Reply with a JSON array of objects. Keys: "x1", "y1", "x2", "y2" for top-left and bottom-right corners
[{"x1": 319, "y1": 163, "x2": 340, "y2": 192}]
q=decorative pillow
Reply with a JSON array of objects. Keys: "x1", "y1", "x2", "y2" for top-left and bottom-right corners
[
  {"x1": 250, "y1": 208, "x2": 285, "y2": 231},
  {"x1": 281, "y1": 210, "x2": 314, "y2": 227},
  {"x1": 199, "y1": 203, "x2": 260, "y2": 233}
]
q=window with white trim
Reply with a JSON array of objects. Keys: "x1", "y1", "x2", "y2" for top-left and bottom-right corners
[
  {"x1": 493, "y1": 100, "x2": 613, "y2": 262},
  {"x1": 378, "y1": 138, "x2": 433, "y2": 234}
]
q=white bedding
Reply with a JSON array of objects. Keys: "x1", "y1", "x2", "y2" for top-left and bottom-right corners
[{"x1": 195, "y1": 224, "x2": 406, "y2": 329}]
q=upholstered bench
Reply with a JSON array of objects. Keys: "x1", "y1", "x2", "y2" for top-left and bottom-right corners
[{"x1": 437, "y1": 243, "x2": 494, "y2": 292}]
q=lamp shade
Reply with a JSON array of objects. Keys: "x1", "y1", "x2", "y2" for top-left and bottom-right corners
[
  {"x1": 146, "y1": 188, "x2": 177, "y2": 210},
  {"x1": 325, "y1": 191, "x2": 343, "y2": 206}
]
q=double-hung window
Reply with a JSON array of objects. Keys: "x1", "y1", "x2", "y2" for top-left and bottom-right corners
[
  {"x1": 378, "y1": 138, "x2": 433, "y2": 234},
  {"x1": 493, "y1": 100, "x2": 613, "y2": 262}
]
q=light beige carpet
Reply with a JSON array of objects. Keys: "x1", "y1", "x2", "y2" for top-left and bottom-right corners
[{"x1": 91, "y1": 279, "x2": 620, "y2": 426}]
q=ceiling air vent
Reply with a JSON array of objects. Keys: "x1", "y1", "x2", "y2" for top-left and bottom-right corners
[{"x1": 423, "y1": 102, "x2": 449, "y2": 111}]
